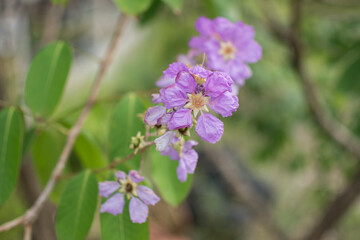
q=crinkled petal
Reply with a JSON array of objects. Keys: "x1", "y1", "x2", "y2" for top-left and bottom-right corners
[
  {"x1": 161, "y1": 146, "x2": 179, "y2": 160},
  {"x1": 137, "y1": 185, "x2": 160, "y2": 205},
  {"x1": 182, "y1": 149, "x2": 198, "y2": 174},
  {"x1": 98, "y1": 181, "x2": 120, "y2": 198},
  {"x1": 204, "y1": 72, "x2": 233, "y2": 98},
  {"x1": 129, "y1": 170, "x2": 144, "y2": 183},
  {"x1": 100, "y1": 193, "x2": 125, "y2": 216},
  {"x1": 115, "y1": 171, "x2": 127, "y2": 180},
  {"x1": 168, "y1": 109, "x2": 193, "y2": 130},
  {"x1": 160, "y1": 85, "x2": 188, "y2": 109},
  {"x1": 175, "y1": 71, "x2": 197, "y2": 93},
  {"x1": 144, "y1": 105, "x2": 166, "y2": 126},
  {"x1": 189, "y1": 65, "x2": 212, "y2": 78},
  {"x1": 176, "y1": 159, "x2": 188, "y2": 182},
  {"x1": 156, "y1": 62, "x2": 189, "y2": 88},
  {"x1": 160, "y1": 112, "x2": 172, "y2": 125},
  {"x1": 155, "y1": 131, "x2": 176, "y2": 151},
  {"x1": 209, "y1": 91, "x2": 239, "y2": 117},
  {"x1": 183, "y1": 140, "x2": 198, "y2": 152},
  {"x1": 213, "y1": 17, "x2": 235, "y2": 41},
  {"x1": 195, "y1": 16, "x2": 213, "y2": 36},
  {"x1": 152, "y1": 94, "x2": 162, "y2": 104},
  {"x1": 231, "y1": 83, "x2": 240, "y2": 95},
  {"x1": 189, "y1": 36, "x2": 207, "y2": 52},
  {"x1": 195, "y1": 113, "x2": 224, "y2": 143},
  {"x1": 129, "y1": 197, "x2": 149, "y2": 224}
]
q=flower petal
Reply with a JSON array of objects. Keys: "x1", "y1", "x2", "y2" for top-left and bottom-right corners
[
  {"x1": 195, "y1": 16, "x2": 213, "y2": 36},
  {"x1": 175, "y1": 71, "x2": 197, "y2": 93},
  {"x1": 168, "y1": 108, "x2": 193, "y2": 130},
  {"x1": 137, "y1": 185, "x2": 160, "y2": 205},
  {"x1": 155, "y1": 131, "x2": 176, "y2": 151},
  {"x1": 189, "y1": 65, "x2": 212, "y2": 79},
  {"x1": 151, "y1": 94, "x2": 162, "y2": 104},
  {"x1": 100, "y1": 193, "x2": 125, "y2": 216},
  {"x1": 176, "y1": 159, "x2": 188, "y2": 182},
  {"x1": 129, "y1": 170, "x2": 144, "y2": 183},
  {"x1": 115, "y1": 171, "x2": 127, "y2": 180},
  {"x1": 182, "y1": 149, "x2": 198, "y2": 174},
  {"x1": 160, "y1": 85, "x2": 188, "y2": 109},
  {"x1": 129, "y1": 197, "x2": 149, "y2": 224},
  {"x1": 195, "y1": 113, "x2": 224, "y2": 143},
  {"x1": 98, "y1": 181, "x2": 120, "y2": 198},
  {"x1": 183, "y1": 140, "x2": 198, "y2": 152},
  {"x1": 144, "y1": 105, "x2": 166, "y2": 126},
  {"x1": 204, "y1": 72, "x2": 233, "y2": 98},
  {"x1": 156, "y1": 62, "x2": 189, "y2": 88},
  {"x1": 209, "y1": 91, "x2": 239, "y2": 117}
]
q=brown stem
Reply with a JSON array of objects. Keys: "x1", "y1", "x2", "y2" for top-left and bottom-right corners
[{"x1": 0, "y1": 13, "x2": 128, "y2": 233}]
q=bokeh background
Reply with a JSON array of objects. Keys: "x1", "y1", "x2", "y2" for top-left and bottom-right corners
[{"x1": 1, "y1": 0, "x2": 360, "y2": 239}]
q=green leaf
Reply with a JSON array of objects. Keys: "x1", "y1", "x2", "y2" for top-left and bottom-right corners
[
  {"x1": 25, "y1": 41, "x2": 72, "y2": 117},
  {"x1": 56, "y1": 170, "x2": 98, "y2": 240},
  {"x1": 74, "y1": 133, "x2": 108, "y2": 180},
  {"x1": 161, "y1": 0, "x2": 182, "y2": 13},
  {"x1": 0, "y1": 107, "x2": 24, "y2": 205},
  {"x1": 101, "y1": 200, "x2": 149, "y2": 240},
  {"x1": 338, "y1": 57, "x2": 360, "y2": 94},
  {"x1": 151, "y1": 149, "x2": 193, "y2": 206},
  {"x1": 109, "y1": 93, "x2": 146, "y2": 170},
  {"x1": 32, "y1": 126, "x2": 66, "y2": 184},
  {"x1": 113, "y1": 0, "x2": 152, "y2": 15},
  {"x1": 51, "y1": 0, "x2": 69, "y2": 4}
]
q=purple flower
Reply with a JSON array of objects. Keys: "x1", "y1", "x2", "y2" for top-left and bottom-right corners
[
  {"x1": 99, "y1": 170, "x2": 160, "y2": 224},
  {"x1": 189, "y1": 17, "x2": 262, "y2": 86},
  {"x1": 160, "y1": 65, "x2": 238, "y2": 143},
  {"x1": 161, "y1": 137, "x2": 199, "y2": 182}
]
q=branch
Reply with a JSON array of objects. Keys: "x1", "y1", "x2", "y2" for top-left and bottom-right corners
[
  {"x1": 203, "y1": 144, "x2": 289, "y2": 240},
  {"x1": 0, "y1": 13, "x2": 128, "y2": 233},
  {"x1": 262, "y1": 0, "x2": 360, "y2": 239}
]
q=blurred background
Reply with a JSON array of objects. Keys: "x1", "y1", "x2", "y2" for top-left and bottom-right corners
[{"x1": 1, "y1": 0, "x2": 360, "y2": 239}]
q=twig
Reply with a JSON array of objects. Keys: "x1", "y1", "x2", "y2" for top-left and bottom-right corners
[
  {"x1": 23, "y1": 224, "x2": 33, "y2": 240},
  {"x1": 0, "y1": 13, "x2": 128, "y2": 233}
]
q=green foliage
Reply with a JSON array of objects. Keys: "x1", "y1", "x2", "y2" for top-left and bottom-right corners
[
  {"x1": 161, "y1": 0, "x2": 182, "y2": 13},
  {"x1": 56, "y1": 170, "x2": 98, "y2": 240},
  {"x1": 25, "y1": 41, "x2": 72, "y2": 118},
  {"x1": 31, "y1": 126, "x2": 66, "y2": 184},
  {"x1": 0, "y1": 108, "x2": 24, "y2": 206},
  {"x1": 113, "y1": 0, "x2": 152, "y2": 15},
  {"x1": 74, "y1": 133, "x2": 108, "y2": 180},
  {"x1": 51, "y1": 0, "x2": 69, "y2": 4},
  {"x1": 151, "y1": 149, "x2": 193, "y2": 206},
  {"x1": 100, "y1": 200, "x2": 149, "y2": 240},
  {"x1": 338, "y1": 57, "x2": 360, "y2": 94},
  {"x1": 109, "y1": 93, "x2": 146, "y2": 170}
]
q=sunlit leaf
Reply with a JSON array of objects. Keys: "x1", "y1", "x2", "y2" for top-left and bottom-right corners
[
  {"x1": 109, "y1": 93, "x2": 146, "y2": 170},
  {"x1": 113, "y1": 0, "x2": 152, "y2": 15},
  {"x1": 101, "y1": 200, "x2": 149, "y2": 240},
  {"x1": 56, "y1": 170, "x2": 98, "y2": 240},
  {"x1": 151, "y1": 149, "x2": 193, "y2": 206},
  {"x1": 0, "y1": 107, "x2": 24, "y2": 205},
  {"x1": 25, "y1": 41, "x2": 72, "y2": 117},
  {"x1": 161, "y1": 0, "x2": 182, "y2": 13}
]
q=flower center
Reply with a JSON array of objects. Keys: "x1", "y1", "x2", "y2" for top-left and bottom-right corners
[
  {"x1": 218, "y1": 41, "x2": 237, "y2": 61},
  {"x1": 184, "y1": 93, "x2": 210, "y2": 117},
  {"x1": 119, "y1": 178, "x2": 138, "y2": 199},
  {"x1": 192, "y1": 74, "x2": 206, "y2": 85},
  {"x1": 125, "y1": 183, "x2": 133, "y2": 193}
]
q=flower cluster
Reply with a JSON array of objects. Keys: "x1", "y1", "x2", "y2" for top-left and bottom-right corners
[
  {"x1": 98, "y1": 16, "x2": 261, "y2": 224},
  {"x1": 188, "y1": 17, "x2": 262, "y2": 92},
  {"x1": 147, "y1": 63, "x2": 239, "y2": 181},
  {"x1": 99, "y1": 170, "x2": 160, "y2": 223}
]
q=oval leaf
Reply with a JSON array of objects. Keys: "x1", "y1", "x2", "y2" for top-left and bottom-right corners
[
  {"x1": 109, "y1": 93, "x2": 146, "y2": 170},
  {"x1": 338, "y1": 57, "x2": 360, "y2": 94},
  {"x1": 0, "y1": 107, "x2": 24, "y2": 205},
  {"x1": 56, "y1": 170, "x2": 98, "y2": 240},
  {"x1": 151, "y1": 149, "x2": 193, "y2": 206},
  {"x1": 113, "y1": 0, "x2": 152, "y2": 15},
  {"x1": 161, "y1": 0, "x2": 182, "y2": 13},
  {"x1": 25, "y1": 41, "x2": 72, "y2": 117},
  {"x1": 101, "y1": 200, "x2": 149, "y2": 240}
]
